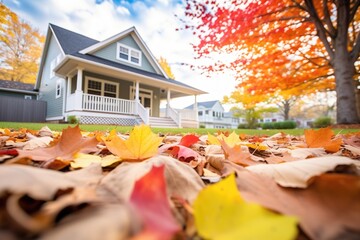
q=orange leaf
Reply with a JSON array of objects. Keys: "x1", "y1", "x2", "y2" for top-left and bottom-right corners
[
  {"x1": 130, "y1": 165, "x2": 180, "y2": 240},
  {"x1": 219, "y1": 139, "x2": 260, "y2": 167},
  {"x1": 304, "y1": 127, "x2": 343, "y2": 153},
  {"x1": 8, "y1": 125, "x2": 99, "y2": 168}
]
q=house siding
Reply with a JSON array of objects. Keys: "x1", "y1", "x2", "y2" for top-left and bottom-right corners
[
  {"x1": 38, "y1": 34, "x2": 64, "y2": 119},
  {"x1": 0, "y1": 90, "x2": 37, "y2": 99},
  {"x1": 92, "y1": 35, "x2": 156, "y2": 73}
]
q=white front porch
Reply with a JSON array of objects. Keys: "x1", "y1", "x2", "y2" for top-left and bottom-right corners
[
  {"x1": 65, "y1": 92, "x2": 198, "y2": 127},
  {"x1": 62, "y1": 67, "x2": 200, "y2": 127}
]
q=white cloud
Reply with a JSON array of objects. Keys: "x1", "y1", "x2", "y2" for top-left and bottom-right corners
[
  {"x1": 116, "y1": 6, "x2": 131, "y2": 16},
  {"x1": 3, "y1": 0, "x2": 237, "y2": 110}
]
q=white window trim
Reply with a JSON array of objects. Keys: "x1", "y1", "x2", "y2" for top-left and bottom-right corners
[
  {"x1": 116, "y1": 43, "x2": 142, "y2": 66},
  {"x1": 84, "y1": 76, "x2": 119, "y2": 98},
  {"x1": 56, "y1": 80, "x2": 61, "y2": 99},
  {"x1": 24, "y1": 95, "x2": 32, "y2": 100}
]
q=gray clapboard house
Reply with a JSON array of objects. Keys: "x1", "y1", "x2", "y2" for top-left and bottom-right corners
[
  {"x1": 0, "y1": 80, "x2": 46, "y2": 122},
  {"x1": 36, "y1": 24, "x2": 205, "y2": 127},
  {"x1": 0, "y1": 80, "x2": 38, "y2": 99}
]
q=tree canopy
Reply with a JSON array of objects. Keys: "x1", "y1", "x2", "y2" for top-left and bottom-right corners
[
  {"x1": 0, "y1": 3, "x2": 44, "y2": 83},
  {"x1": 158, "y1": 56, "x2": 176, "y2": 79},
  {"x1": 181, "y1": 0, "x2": 360, "y2": 124}
]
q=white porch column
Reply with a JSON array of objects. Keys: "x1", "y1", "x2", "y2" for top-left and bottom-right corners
[
  {"x1": 135, "y1": 81, "x2": 140, "y2": 101},
  {"x1": 74, "y1": 67, "x2": 84, "y2": 110},
  {"x1": 67, "y1": 76, "x2": 71, "y2": 97},
  {"x1": 194, "y1": 95, "x2": 199, "y2": 127},
  {"x1": 166, "y1": 89, "x2": 171, "y2": 117},
  {"x1": 135, "y1": 81, "x2": 140, "y2": 114},
  {"x1": 76, "y1": 67, "x2": 83, "y2": 92}
]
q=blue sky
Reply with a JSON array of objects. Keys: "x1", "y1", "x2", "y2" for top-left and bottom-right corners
[{"x1": 3, "y1": 0, "x2": 236, "y2": 109}]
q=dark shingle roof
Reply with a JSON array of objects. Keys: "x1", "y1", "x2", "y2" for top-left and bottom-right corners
[
  {"x1": 0, "y1": 80, "x2": 35, "y2": 91},
  {"x1": 49, "y1": 24, "x2": 205, "y2": 93},
  {"x1": 184, "y1": 100, "x2": 219, "y2": 109},
  {"x1": 50, "y1": 24, "x2": 98, "y2": 54}
]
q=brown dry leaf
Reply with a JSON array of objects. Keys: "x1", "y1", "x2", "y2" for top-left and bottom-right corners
[
  {"x1": 8, "y1": 125, "x2": 99, "y2": 166},
  {"x1": 235, "y1": 168, "x2": 360, "y2": 239},
  {"x1": 38, "y1": 126, "x2": 53, "y2": 137},
  {"x1": 22, "y1": 134, "x2": 53, "y2": 150},
  {"x1": 99, "y1": 155, "x2": 204, "y2": 204},
  {"x1": 0, "y1": 163, "x2": 103, "y2": 200},
  {"x1": 288, "y1": 148, "x2": 326, "y2": 159},
  {"x1": 344, "y1": 144, "x2": 360, "y2": 156},
  {"x1": 304, "y1": 127, "x2": 343, "y2": 153},
  {"x1": 6, "y1": 187, "x2": 100, "y2": 234},
  {"x1": 220, "y1": 139, "x2": 263, "y2": 167},
  {"x1": 342, "y1": 132, "x2": 360, "y2": 147},
  {"x1": 40, "y1": 204, "x2": 134, "y2": 240},
  {"x1": 265, "y1": 152, "x2": 298, "y2": 164},
  {"x1": 247, "y1": 156, "x2": 359, "y2": 188}
]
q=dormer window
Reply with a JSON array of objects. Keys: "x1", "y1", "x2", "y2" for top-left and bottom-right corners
[{"x1": 117, "y1": 43, "x2": 141, "y2": 66}]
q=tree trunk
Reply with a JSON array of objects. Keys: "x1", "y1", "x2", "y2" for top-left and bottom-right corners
[
  {"x1": 332, "y1": 0, "x2": 360, "y2": 124},
  {"x1": 283, "y1": 100, "x2": 290, "y2": 120},
  {"x1": 333, "y1": 50, "x2": 359, "y2": 123}
]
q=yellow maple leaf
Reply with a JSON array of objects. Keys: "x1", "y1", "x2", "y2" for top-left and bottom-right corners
[
  {"x1": 71, "y1": 153, "x2": 121, "y2": 169},
  {"x1": 105, "y1": 125, "x2": 163, "y2": 161},
  {"x1": 207, "y1": 132, "x2": 241, "y2": 147},
  {"x1": 207, "y1": 133, "x2": 221, "y2": 145},
  {"x1": 193, "y1": 174, "x2": 298, "y2": 240},
  {"x1": 245, "y1": 142, "x2": 268, "y2": 151}
]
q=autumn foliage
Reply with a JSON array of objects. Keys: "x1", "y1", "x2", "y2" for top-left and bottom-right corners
[
  {"x1": 0, "y1": 3, "x2": 44, "y2": 83},
  {"x1": 181, "y1": 0, "x2": 360, "y2": 123}
]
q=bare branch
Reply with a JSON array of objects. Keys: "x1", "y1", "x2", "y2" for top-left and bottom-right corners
[
  {"x1": 304, "y1": 0, "x2": 335, "y2": 61},
  {"x1": 349, "y1": 0, "x2": 360, "y2": 21},
  {"x1": 351, "y1": 31, "x2": 360, "y2": 63},
  {"x1": 322, "y1": 0, "x2": 337, "y2": 37}
]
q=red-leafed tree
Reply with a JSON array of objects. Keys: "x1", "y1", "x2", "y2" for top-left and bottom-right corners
[{"x1": 181, "y1": 0, "x2": 360, "y2": 124}]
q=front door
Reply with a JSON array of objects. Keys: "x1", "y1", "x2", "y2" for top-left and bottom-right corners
[{"x1": 130, "y1": 86, "x2": 153, "y2": 116}]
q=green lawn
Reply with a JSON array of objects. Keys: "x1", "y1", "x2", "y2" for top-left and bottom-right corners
[{"x1": 1, "y1": 121, "x2": 359, "y2": 136}]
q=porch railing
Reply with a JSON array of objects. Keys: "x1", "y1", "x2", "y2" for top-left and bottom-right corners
[
  {"x1": 178, "y1": 109, "x2": 198, "y2": 121},
  {"x1": 136, "y1": 101, "x2": 150, "y2": 125},
  {"x1": 167, "y1": 105, "x2": 181, "y2": 127},
  {"x1": 82, "y1": 93, "x2": 136, "y2": 114}
]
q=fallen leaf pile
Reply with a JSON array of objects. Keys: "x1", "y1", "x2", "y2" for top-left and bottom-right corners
[{"x1": 0, "y1": 125, "x2": 359, "y2": 240}]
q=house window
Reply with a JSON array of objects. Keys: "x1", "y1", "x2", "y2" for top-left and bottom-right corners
[
  {"x1": 50, "y1": 59, "x2": 56, "y2": 78},
  {"x1": 24, "y1": 95, "x2": 32, "y2": 100},
  {"x1": 213, "y1": 111, "x2": 215, "y2": 117},
  {"x1": 198, "y1": 111, "x2": 203, "y2": 116},
  {"x1": 56, "y1": 80, "x2": 61, "y2": 98},
  {"x1": 85, "y1": 77, "x2": 119, "y2": 98},
  {"x1": 50, "y1": 54, "x2": 63, "y2": 78},
  {"x1": 117, "y1": 43, "x2": 141, "y2": 66},
  {"x1": 205, "y1": 110, "x2": 209, "y2": 115}
]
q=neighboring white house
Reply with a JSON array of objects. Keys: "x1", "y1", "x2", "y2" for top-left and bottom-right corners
[
  {"x1": 184, "y1": 100, "x2": 245, "y2": 129},
  {"x1": 258, "y1": 112, "x2": 285, "y2": 124}
]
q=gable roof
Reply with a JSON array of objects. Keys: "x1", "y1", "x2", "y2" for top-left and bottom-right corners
[
  {"x1": 78, "y1": 26, "x2": 166, "y2": 77},
  {"x1": 184, "y1": 100, "x2": 220, "y2": 109},
  {"x1": 0, "y1": 80, "x2": 38, "y2": 94},
  {"x1": 36, "y1": 24, "x2": 206, "y2": 96},
  {"x1": 50, "y1": 24, "x2": 98, "y2": 55}
]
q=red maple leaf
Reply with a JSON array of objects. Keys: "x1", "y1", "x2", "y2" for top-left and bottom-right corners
[
  {"x1": 130, "y1": 165, "x2": 180, "y2": 240},
  {"x1": 179, "y1": 134, "x2": 200, "y2": 147}
]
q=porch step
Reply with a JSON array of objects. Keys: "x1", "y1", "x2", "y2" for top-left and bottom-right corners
[{"x1": 149, "y1": 117, "x2": 178, "y2": 128}]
